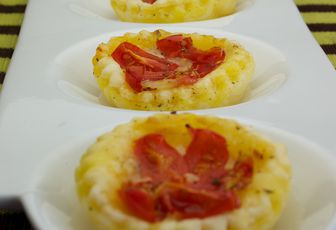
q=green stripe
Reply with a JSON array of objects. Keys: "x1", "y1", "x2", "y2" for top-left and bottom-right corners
[
  {"x1": 301, "y1": 12, "x2": 336, "y2": 24},
  {"x1": 0, "y1": 13, "x2": 25, "y2": 26},
  {"x1": 295, "y1": 0, "x2": 336, "y2": 5},
  {"x1": 0, "y1": 57, "x2": 10, "y2": 72},
  {"x1": 0, "y1": 34, "x2": 18, "y2": 48},
  {"x1": 327, "y1": 54, "x2": 336, "y2": 67},
  {"x1": 0, "y1": 0, "x2": 28, "y2": 5},
  {"x1": 312, "y1": 32, "x2": 336, "y2": 45}
]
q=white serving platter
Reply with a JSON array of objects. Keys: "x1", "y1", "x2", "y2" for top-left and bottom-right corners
[{"x1": 0, "y1": 0, "x2": 335, "y2": 229}]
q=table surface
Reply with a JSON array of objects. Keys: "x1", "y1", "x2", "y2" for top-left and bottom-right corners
[{"x1": 0, "y1": 0, "x2": 335, "y2": 229}]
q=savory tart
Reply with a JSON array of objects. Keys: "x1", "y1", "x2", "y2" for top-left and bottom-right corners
[
  {"x1": 93, "y1": 30, "x2": 255, "y2": 111},
  {"x1": 76, "y1": 113, "x2": 292, "y2": 230},
  {"x1": 110, "y1": 0, "x2": 236, "y2": 23}
]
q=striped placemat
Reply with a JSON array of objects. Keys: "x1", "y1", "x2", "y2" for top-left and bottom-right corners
[
  {"x1": 0, "y1": 0, "x2": 335, "y2": 229},
  {"x1": 0, "y1": 0, "x2": 26, "y2": 88},
  {"x1": 295, "y1": 0, "x2": 336, "y2": 67}
]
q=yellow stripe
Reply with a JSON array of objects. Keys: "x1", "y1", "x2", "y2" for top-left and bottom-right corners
[
  {"x1": 312, "y1": 32, "x2": 336, "y2": 45},
  {"x1": 302, "y1": 12, "x2": 336, "y2": 24},
  {"x1": 0, "y1": 14, "x2": 25, "y2": 26},
  {"x1": 0, "y1": 34, "x2": 18, "y2": 48},
  {"x1": 327, "y1": 54, "x2": 336, "y2": 68},
  {"x1": 0, "y1": 0, "x2": 27, "y2": 5},
  {"x1": 0, "y1": 57, "x2": 10, "y2": 72},
  {"x1": 295, "y1": 0, "x2": 336, "y2": 4}
]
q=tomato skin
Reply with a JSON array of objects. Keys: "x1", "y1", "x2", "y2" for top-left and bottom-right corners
[
  {"x1": 120, "y1": 128, "x2": 253, "y2": 222},
  {"x1": 119, "y1": 183, "x2": 157, "y2": 222},
  {"x1": 157, "y1": 35, "x2": 225, "y2": 87},
  {"x1": 134, "y1": 134, "x2": 188, "y2": 185},
  {"x1": 157, "y1": 35, "x2": 224, "y2": 64},
  {"x1": 112, "y1": 42, "x2": 178, "y2": 92},
  {"x1": 157, "y1": 183, "x2": 239, "y2": 219},
  {"x1": 113, "y1": 42, "x2": 177, "y2": 71},
  {"x1": 119, "y1": 181, "x2": 240, "y2": 222},
  {"x1": 142, "y1": 0, "x2": 156, "y2": 3},
  {"x1": 184, "y1": 127, "x2": 229, "y2": 176},
  {"x1": 156, "y1": 35, "x2": 191, "y2": 58}
]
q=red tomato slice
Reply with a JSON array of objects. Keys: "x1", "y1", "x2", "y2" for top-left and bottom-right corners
[
  {"x1": 156, "y1": 35, "x2": 192, "y2": 58},
  {"x1": 113, "y1": 42, "x2": 176, "y2": 70},
  {"x1": 119, "y1": 183, "x2": 158, "y2": 222},
  {"x1": 157, "y1": 35, "x2": 225, "y2": 64},
  {"x1": 142, "y1": 0, "x2": 156, "y2": 3},
  {"x1": 120, "y1": 128, "x2": 253, "y2": 222},
  {"x1": 134, "y1": 134, "x2": 188, "y2": 184},
  {"x1": 112, "y1": 42, "x2": 178, "y2": 92},
  {"x1": 184, "y1": 127, "x2": 229, "y2": 176},
  {"x1": 111, "y1": 35, "x2": 225, "y2": 92},
  {"x1": 157, "y1": 35, "x2": 225, "y2": 86},
  {"x1": 157, "y1": 182, "x2": 239, "y2": 219}
]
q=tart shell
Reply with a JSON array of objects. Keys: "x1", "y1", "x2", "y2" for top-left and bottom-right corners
[
  {"x1": 93, "y1": 30, "x2": 255, "y2": 111},
  {"x1": 76, "y1": 113, "x2": 291, "y2": 230},
  {"x1": 110, "y1": 0, "x2": 236, "y2": 23}
]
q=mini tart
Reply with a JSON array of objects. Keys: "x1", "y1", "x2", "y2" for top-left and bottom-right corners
[
  {"x1": 93, "y1": 30, "x2": 255, "y2": 111},
  {"x1": 76, "y1": 113, "x2": 291, "y2": 230},
  {"x1": 110, "y1": 0, "x2": 236, "y2": 23}
]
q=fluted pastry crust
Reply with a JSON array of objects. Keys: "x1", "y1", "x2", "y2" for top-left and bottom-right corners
[{"x1": 110, "y1": 0, "x2": 236, "y2": 23}]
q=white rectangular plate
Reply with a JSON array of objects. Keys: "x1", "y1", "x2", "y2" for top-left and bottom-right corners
[{"x1": 0, "y1": 0, "x2": 335, "y2": 229}]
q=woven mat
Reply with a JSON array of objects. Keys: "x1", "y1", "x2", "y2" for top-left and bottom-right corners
[{"x1": 0, "y1": 0, "x2": 335, "y2": 229}]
